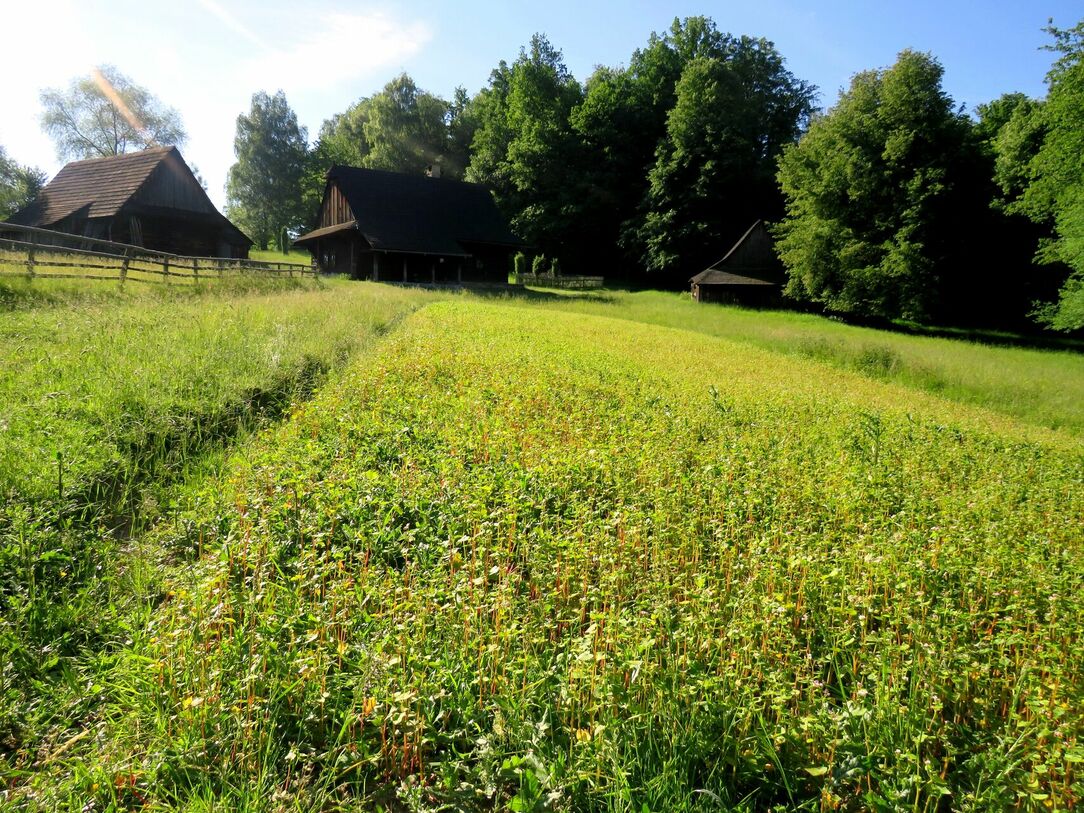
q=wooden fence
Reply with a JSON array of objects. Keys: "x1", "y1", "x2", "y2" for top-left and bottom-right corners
[
  {"x1": 0, "y1": 222, "x2": 314, "y2": 284},
  {"x1": 516, "y1": 273, "x2": 605, "y2": 290}
]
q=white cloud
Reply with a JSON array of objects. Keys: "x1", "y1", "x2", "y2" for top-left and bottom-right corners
[{"x1": 239, "y1": 11, "x2": 432, "y2": 95}]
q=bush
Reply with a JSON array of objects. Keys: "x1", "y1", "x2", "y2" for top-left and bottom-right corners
[
  {"x1": 531, "y1": 255, "x2": 548, "y2": 276},
  {"x1": 513, "y1": 252, "x2": 528, "y2": 280}
]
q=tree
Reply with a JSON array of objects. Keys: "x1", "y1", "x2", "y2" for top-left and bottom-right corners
[
  {"x1": 775, "y1": 50, "x2": 974, "y2": 322},
  {"x1": 39, "y1": 65, "x2": 186, "y2": 160},
  {"x1": 611, "y1": 18, "x2": 815, "y2": 282},
  {"x1": 362, "y1": 74, "x2": 451, "y2": 176},
  {"x1": 0, "y1": 146, "x2": 46, "y2": 219},
  {"x1": 974, "y1": 94, "x2": 1047, "y2": 208},
  {"x1": 225, "y1": 91, "x2": 308, "y2": 250},
  {"x1": 466, "y1": 35, "x2": 585, "y2": 261},
  {"x1": 303, "y1": 99, "x2": 373, "y2": 220},
  {"x1": 569, "y1": 65, "x2": 660, "y2": 273},
  {"x1": 446, "y1": 87, "x2": 477, "y2": 179},
  {"x1": 1017, "y1": 21, "x2": 1084, "y2": 330}
]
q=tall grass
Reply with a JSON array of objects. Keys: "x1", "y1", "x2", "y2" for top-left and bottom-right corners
[
  {"x1": 0, "y1": 279, "x2": 436, "y2": 784},
  {"x1": 31, "y1": 302, "x2": 1079, "y2": 811},
  {"x1": 525, "y1": 289, "x2": 1084, "y2": 435}
]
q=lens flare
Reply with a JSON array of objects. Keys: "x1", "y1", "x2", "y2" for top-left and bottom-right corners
[{"x1": 90, "y1": 67, "x2": 147, "y2": 138}]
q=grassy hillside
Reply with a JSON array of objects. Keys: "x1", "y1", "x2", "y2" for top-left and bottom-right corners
[
  {"x1": 524, "y1": 289, "x2": 1084, "y2": 435},
  {"x1": 2, "y1": 283, "x2": 1081, "y2": 810}
]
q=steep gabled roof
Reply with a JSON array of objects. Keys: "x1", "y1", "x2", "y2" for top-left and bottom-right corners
[
  {"x1": 690, "y1": 220, "x2": 783, "y2": 286},
  {"x1": 690, "y1": 268, "x2": 777, "y2": 286},
  {"x1": 8, "y1": 147, "x2": 176, "y2": 226},
  {"x1": 296, "y1": 166, "x2": 523, "y2": 256}
]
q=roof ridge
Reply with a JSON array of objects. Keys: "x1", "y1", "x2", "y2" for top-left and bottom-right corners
[
  {"x1": 328, "y1": 165, "x2": 481, "y2": 189},
  {"x1": 62, "y1": 145, "x2": 176, "y2": 167}
]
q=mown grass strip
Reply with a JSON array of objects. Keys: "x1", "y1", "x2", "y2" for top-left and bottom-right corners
[{"x1": 522, "y1": 289, "x2": 1084, "y2": 436}]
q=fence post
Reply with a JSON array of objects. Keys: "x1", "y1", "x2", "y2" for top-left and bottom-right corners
[
  {"x1": 120, "y1": 248, "x2": 129, "y2": 284},
  {"x1": 162, "y1": 255, "x2": 170, "y2": 284},
  {"x1": 193, "y1": 257, "x2": 199, "y2": 283},
  {"x1": 26, "y1": 235, "x2": 36, "y2": 278}
]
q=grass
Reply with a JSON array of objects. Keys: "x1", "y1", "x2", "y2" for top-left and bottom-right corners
[
  {"x1": 0, "y1": 278, "x2": 438, "y2": 790},
  {"x1": 1, "y1": 280, "x2": 1082, "y2": 810},
  {"x1": 250, "y1": 248, "x2": 313, "y2": 265},
  {"x1": 521, "y1": 289, "x2": 1084, "y2": 435}
]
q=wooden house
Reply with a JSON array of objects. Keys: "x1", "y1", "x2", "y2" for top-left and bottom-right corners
[
  {"x1": 294, "y1": 166, "x2": 524, "y2": 283},
  {"x1": 690, "y1": 221, "x2": 784, "y2": 304},
  {"x1": 5, "y1": 147, "x2": 251, "y2": 257}
]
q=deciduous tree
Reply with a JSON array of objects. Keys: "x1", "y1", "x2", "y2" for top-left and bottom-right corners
[
  {"x1": 39, "y1": 65, "x2": 186, "y2": 160},
  {"x1": 467, "y1": 35, "x2": 584, "y2": 259},
  {"x1": 363, "y1": 74, "x2": 450, "y2": 176},
  {"x1": 612, "y1": 18, "x2": 815, "y2": 281},
  {"x1": 0, "y1": 146, "x2": 46, "y2": 219},
  {"x1": 1018, "y1": 21, "x2": 1084, "y2": 330},
  {"x1": 775, "y1": 50, "x2": 972, "y2": 321},
  {"x1": 225, "y1": 91, "x2": 308, "y2": 250}
]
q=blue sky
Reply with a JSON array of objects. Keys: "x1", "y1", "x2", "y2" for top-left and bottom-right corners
[{"x1": 2, "y1": 0, "x2": 1078, "y2": 209}]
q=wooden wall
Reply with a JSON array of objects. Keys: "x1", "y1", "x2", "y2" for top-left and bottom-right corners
[
  {"x1": 320, "y1": 183, "x2": 355, "y2": 228},
  {"x1": 133, "y1": 154, "x2": 219, "y2": 215}
]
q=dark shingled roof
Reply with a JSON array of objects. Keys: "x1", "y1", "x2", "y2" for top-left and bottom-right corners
[
  {"x1": 8, "y1": 146, "x2": 175, "y2": 226},
  {"x1": 690, "y1": 221, "x2": 782, "y2": 287},
  {"x1": 689, "y1": 268, "x2": 777, "y2": 286},
  {"x1": 295, "y1": 166, "x2": 523, "y2": 256}
]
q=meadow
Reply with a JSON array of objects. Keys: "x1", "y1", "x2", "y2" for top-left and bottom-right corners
[{"x1": 1, "y1": 279, "x2": 1081, "y2": 811}]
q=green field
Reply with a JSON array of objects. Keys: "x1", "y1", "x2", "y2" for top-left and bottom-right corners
[{"x1": 1, "y1": 280, "x2": 1081, "y2": 811}]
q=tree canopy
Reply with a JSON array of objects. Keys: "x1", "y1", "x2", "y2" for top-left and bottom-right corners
[
  {"x1": 39, "y1": 65, "x2": 186, "y2": 161},
  {"x1": 630, "y1": 24, "x2": 815, "y2": 278},
  {"x1": 466, "y1": 35, "x2": 585, "y2": 259},
  {"x1": 0, "y1": 146, "x2": 46, "y2": 219},
  {"x1": 1016, "y1": 22, "x2": 1084, "y2": 330},
  {"x1": 226, "y1": 91, "x2": 308, "y2": 250},
  {"x1": 775, "y1": 50, "x2": 974, "y2": 321}
]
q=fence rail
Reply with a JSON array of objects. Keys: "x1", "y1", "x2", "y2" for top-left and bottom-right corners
[
  {"x1": 516, "y1": 273, "x2": 605, "y2": 290},
  {"x1": 0, "y1": 222, "x2": 315, "y2": 283}
]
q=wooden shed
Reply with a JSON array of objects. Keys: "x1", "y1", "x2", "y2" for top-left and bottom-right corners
[
  {"x1": 5, "y1": 147, "x2": 251, "y2": 258},
  {"x1": 293, "y1": 166, "x2": 524, "y2": 283},
  {"x1": 690, "y1": 221, "x2": 784, "y2": 304}
]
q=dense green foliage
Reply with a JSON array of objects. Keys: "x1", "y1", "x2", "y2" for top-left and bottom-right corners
[
  {"x1": 303, "y1": 76, "x2": 474, "y2": 217},
  {"x1": 461, "y1": 19, "x2": 814, "y2": 280},
  {"x1": 466, "y1": 35, "x2": 586, "y2": 260},
  {"x1": 226, "y1": 91, "x2": 309, "y2": 250},
  {"x1": 1016, "y1": 23, "x2": 1084, "y2": 330},
  {"x1": 38, "y1": 65, "x2": 186, "y2": 160},
  {"x1": 1, "y1": 281, "x2": 1081, "y2": 810},
  {"x1": 775, "y1": 51, "x2": 979, "y2": 322},
  {"x1": 629, "y1": 28, "x2": 814, "y2": 277},
  {"x1": 0, "y1": 146, "x2": 45, "y2": 219}
]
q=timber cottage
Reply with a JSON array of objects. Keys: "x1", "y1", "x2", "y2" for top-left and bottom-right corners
[
  {"x1": 294, "y1": 166, "x2": 524, "y2": 283},
  {"x1": 6, "y1": 146, "x2": 252, "y2": 258},
  {"x1": 690, "y1": 220, "x2": 784, "y2": 304}
]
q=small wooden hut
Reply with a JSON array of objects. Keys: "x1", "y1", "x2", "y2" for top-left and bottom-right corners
[
  {"x1": 294, "y1": 166, "x2": 524, "y2": 283},
  {"x1": 6, "y1": 147, "x2": 251, "y2": 257},
  {"x1": 690, "y1": 221, "x2": 784, "y2": 304}
]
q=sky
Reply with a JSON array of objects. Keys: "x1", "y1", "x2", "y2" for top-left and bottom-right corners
[{"x1": 2, "y1": 0, "x2": 1079, "y2": 210}]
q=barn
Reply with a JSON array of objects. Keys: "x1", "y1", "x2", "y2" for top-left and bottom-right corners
[
  {"x1": 6, "y1": 146, "x2": 251, "y2": 258},
  {"x1": 294, "y1": 166, "x2": 524, "y2": 283},
  {"x1": 690, "y1": 221, "x2": 784, "y2": 304}
]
